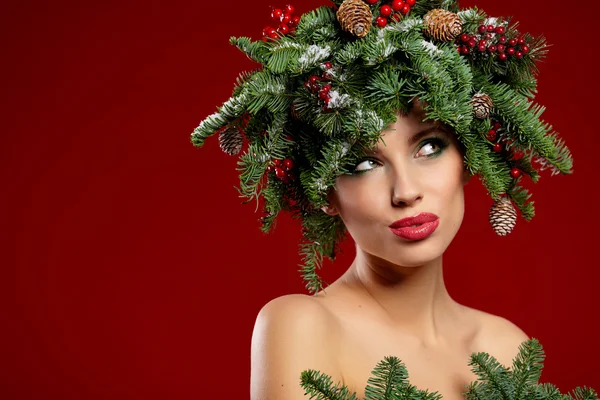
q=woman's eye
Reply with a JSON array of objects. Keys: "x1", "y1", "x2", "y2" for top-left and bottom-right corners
[
  {"x1": 416, "y1": 140, "x2": 440, "y2": 157},
  {"x1": 354, "y1": 159, "x2": 379, "y2": 172}
]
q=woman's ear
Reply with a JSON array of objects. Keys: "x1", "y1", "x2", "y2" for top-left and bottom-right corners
[
  {"x1": 321, "y1": 189, "x2": 340, "y2": 216},
  {"x1": 320, "y1": 204, "x2": 339, "y2": 216}
]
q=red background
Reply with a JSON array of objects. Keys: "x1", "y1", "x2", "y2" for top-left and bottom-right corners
[{"x1": 2, "y1": 0, "x2": 599, "y2": 398}]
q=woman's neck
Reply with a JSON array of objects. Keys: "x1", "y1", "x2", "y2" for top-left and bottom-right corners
[{"x1": 338, "y1": 247, "x2": 466, "y2": 349}]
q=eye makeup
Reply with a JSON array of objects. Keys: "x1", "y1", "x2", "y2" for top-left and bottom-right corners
[{"x1": 349, "y1": 133, "x2": 451, "y2": 175}]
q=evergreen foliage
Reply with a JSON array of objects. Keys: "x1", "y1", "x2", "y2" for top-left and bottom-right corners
[{"x1": 299, "y1": 338, "x2": 599, "y2": 400}]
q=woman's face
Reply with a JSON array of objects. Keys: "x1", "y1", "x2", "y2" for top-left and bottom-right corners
[{"x1": 324, "y1": 102, "x2": 470, "y2": 268}]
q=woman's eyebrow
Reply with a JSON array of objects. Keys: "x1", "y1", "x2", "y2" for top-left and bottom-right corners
[
  {"x1": 366, "y1": 124, "x2": 449, "y2": 155},
  {"x1": 408, "y1": 125, "x2": 448, "y2": 145}
]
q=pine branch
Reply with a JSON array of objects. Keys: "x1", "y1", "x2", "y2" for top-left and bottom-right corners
[
  {"x1": 364, "y1": 356, "x2": 409, "y2": 400},
  {"x1": 300, "y1": 369, "x2": 360, "y2": 400}
]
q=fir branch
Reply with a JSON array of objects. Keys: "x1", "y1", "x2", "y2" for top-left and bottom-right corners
[
  {"x1": 297, "y1": 212, "x2": 346, "y2": 294},
  {"x1": 266, "y1": 39, "x2": 305, "y2": 74},
  {"x1": 229, "y1": 36, "x2": 270, "y2": 65},
  {"x1": 364, "y1": 356, "x2": 410, "y2": 400},
  {"x1": 300, "y1": 369, "x2": 359, "y2": 400},
  {"x1": 507, "y1": 184, "x2": 535, "y2": 221},
  {"x1": 294, "y1": 6, "x2": 338, "y2": 43},
  {"x1": 467, "y1": 352, "x2": 516, "y2": 400},
  {"x1": 243, "y1": 70, "x2": 293, "y2": 115},
  {"x1": 190, "y1": 92, "x2": 248, "y2": 147},
  {"x1": 511, "y1": 338, "x2": 545, "y2": 398},
  {"x1": 483, "y1": 82, "x2": 573, "y2": 175}
]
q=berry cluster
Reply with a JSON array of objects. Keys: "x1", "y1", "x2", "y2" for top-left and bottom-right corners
[
  {"x1": 304, "y1": 61, "x2": 337, "y2": 112},
  {"x1": 266, "y1": 158, "x2": 296, "y2": 183},
  {"x1": 486, "y1": 121, "x2": 527, "y2": 179},
  {"x1": 262, "y1": 4, "x2": 300, "y2": 40},
  {"x1": 456, "y1": 23, "x2": 530, "y2": 61},
  {"x1": 364, "y1": 0, "x2": 416, "y2": 27}
]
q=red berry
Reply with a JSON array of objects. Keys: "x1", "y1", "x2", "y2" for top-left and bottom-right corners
[
  {"x1": 510, "y1": 168, "x2": 522, "y2": 179},
  {"x1": 406, "y1": 0, "x2": 416, "y2": 5},
  {"x1": 498, "y1": 53, "x2": 507, "y2": 61},
  {"x1": 515, "y1": 51, "x2": 523, "y2": 59},
  {"x1": 391, "y1": 13, "x2": 402, "y2": 22},
  {"x1": 521, "y1": 45, "x2": 529, "y2": 54},
  {"x1": 285, "y1": 4, "x2": 295, "y2": 14},
  {"x1": 488, "y1": 44, "x2": 497, "y2": 53},
  {"x1": 493, "y1": 143, "x2": 503, "y2": 152},
  {"x1": 391, "y1": 0, "x2": 404, "y2": 11},
  {"x1": 460, "y1": 45, "x2": 469, "y2": 55},
  {"x1": 268, "y1": 32, "x2": 279, "y2": 39},
  {"x1": 376, "y1": 16, "x2": 387, "y2": 27},
  {"x1": 319, "y1": 88, "x2": 329, "y2": 100},
  {"x1": 486, "y1": 129, "x2": 497, "y2": 141},
  {"x1": 283, "y1": 158, "x2": 294, "y2": 171},
  {"x1": 281, "y1": 14, "x2": 290, "y2": 24},
  {"x1": 493, "y1": 122, "x2": 501, "y2": 130},
  {"x1": 278, "y1": 24, "x2": 289, "y2": 34},
  {"x1": 275, "y1": 167, "x2": 285, "y2": 179},
  {"x1": 485, "y1": 33, "x2": 493, "y2": 40},
  {"x1": 323, "y1": 61, "x2": 333, "y2": 69},
  {"x1": 495, "y1": 26, "x2": 505, "y2": 34},
  {"x1": 400, "y1": 4, "x2": 410, "y2": 15},
  {"x1": 496, "y1": 44, "x2": 505, "y2": 53},
  {"x1": 322, "y1": 84, "x2": 332, "y2": 92},
  {"x1": 303, "y1": 81, "x2": 312, "y2": 91},
  {"x1": 518, "y1": 38, "x2": 525, "y2": 45},
  {"x1": 467, "y1": 38, "x2": 476, "y2": 48},
  {"x1": 380, "y1": 5, "x2": 392, "y2": 16},
  {"x1": 478, "y1": 25, "x2": 486, "y2": 34},
  {"x1": 266, "y1": 165, "x2": 273, "y2": 173},
  {"x1": 512, "y1": 150, "x2": 525, "y2": 160},
  {"x1": 460, "y1": 33, "x2": 469, "y2": 42},
  {"x1": 309, "y1": 75, "x2": 320, "y2": 84},
  {"x1": 321, "y1": 70, "x2": 333, "y2": 81},
  {"x1": 478, "y1": 44, "x2": 486, "y2": 52},
  {"x1": 487, "y1": 24, "x2": 494, "y2": 32},
  {"x1": 508, "y1": 38, "x2": 517, "y2": 47},
  {"x1": 271, "y1": 8, "x2": 283, "y2": 20},
  {"x1": 507, "y1": 47, "x2": 515, "y2": 56},
  {"x1": 499, "y1": 35, "x2": 507, "y2": 44},
  {"x1": 274, "y1": 159, "x2": 281, "y2": 166},
  {"x1": 263, "y1": 26, "x2": 273, "y2": 36},
  {"x1": 478, "y1": 39, "x2": 487, "y2": 46},
  {"x1": 289, "y1": 15, "x2": 301, "y2": 27},
  {"x1": 323, "y1": 96, "x2": 331, "y2": 105}
]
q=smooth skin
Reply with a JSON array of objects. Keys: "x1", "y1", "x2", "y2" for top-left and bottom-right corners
[{"x1": 250, "y1": 101, "x2": 529, "y2": 400}]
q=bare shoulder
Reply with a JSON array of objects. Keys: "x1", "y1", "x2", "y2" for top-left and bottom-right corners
[
  {"x1": 250, "y1": 294, "x2": 343, "y2": 400},
  {"x1": 467, "y1": 307, "x2": 530, "y2": 368}
]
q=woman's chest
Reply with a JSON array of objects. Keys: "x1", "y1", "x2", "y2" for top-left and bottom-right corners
[{"x1": 333, "y1": 321, "x2": 484, "y2": 400}]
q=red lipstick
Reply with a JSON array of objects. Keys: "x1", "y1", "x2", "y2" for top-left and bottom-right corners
[{"x1": 389, "y1": 212, "x2": 440, "y2": 241}]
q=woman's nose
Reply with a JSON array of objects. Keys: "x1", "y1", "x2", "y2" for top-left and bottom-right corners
[{"x1": 391, "y1": 165, "x2": 423, "y2": 207}]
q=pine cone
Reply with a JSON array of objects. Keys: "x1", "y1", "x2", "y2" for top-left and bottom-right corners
[
  {"x1": 489, "y1": 196, "x2": 517, "y2": 236},
  {"x1": 472, "y1": 92, "x2": 493, "y2": 119},
  {"x1": 423, "y1": 9, "x2": 462, "y2": 42},
  {"x1": 336, "y1": 0, "x2": 373, "y2": 38},
  {"x1": 218, "y1": 126, "x2": 244, "y2": 156}
]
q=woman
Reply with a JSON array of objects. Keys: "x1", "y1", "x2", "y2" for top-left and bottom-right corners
[
  {"x1": 250, "y1": 100, "x2": 529, "y2": 399},
  {"x1": 190, "y1": 0, "x2": 588, "y2": 398}
]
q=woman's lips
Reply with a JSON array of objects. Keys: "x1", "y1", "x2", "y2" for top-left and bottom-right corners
[{"x1": 389, "y1": 212, "x2": 440, "y2": 240}]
